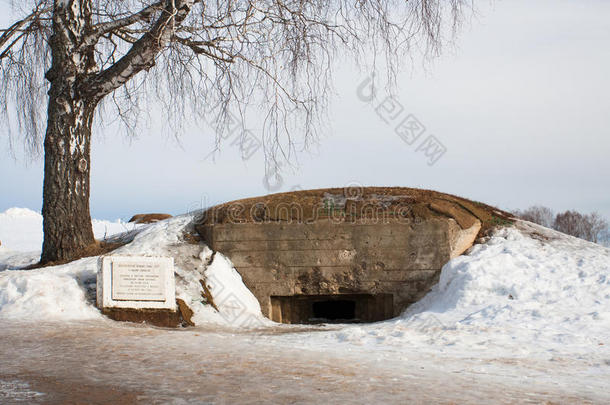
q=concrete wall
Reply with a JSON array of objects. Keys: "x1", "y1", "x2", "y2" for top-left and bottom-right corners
[{"x1": 198, "y1": 218, "x2": 467, "y2": 323}]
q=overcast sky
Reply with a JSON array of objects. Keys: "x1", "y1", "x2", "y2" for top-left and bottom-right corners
[{"x1": 1, "y1": 0, "x2": 609, "y2": 221}]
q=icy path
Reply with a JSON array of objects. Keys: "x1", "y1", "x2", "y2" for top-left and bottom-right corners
[{"x1": 0, "y1": 320, "x2": 606, "y2": 404}]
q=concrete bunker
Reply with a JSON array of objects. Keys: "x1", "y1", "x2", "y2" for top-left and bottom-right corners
[{"x1": 196, "y1": 187, "x2": 507, "y2": 324}]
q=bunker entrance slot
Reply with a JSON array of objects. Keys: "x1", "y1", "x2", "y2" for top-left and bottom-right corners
[
  {"x1": 270, "y1": 294, "x2": 393, "y2": 324},
  {"x1": 312, "y1": 300, "x2": 356, "y2": 322}
]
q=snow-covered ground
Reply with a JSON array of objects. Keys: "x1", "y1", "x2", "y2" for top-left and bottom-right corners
[
  {"x1": 0, "y1": 207, "x2": 142, "y2": 271},
  {"x1": 0, "y1": 207, "x2": 138, "y2": 252},
  {"x1": 0, "y1": 208, "x2": 268, "y2": 325},
  {"x1": 1, "y1": 207, "x2": 609, "y2": 403},
  {"x1": 315, "y1": 221, "x2": 610, "y2": 360}
]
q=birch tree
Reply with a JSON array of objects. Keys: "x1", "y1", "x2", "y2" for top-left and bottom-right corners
[{"x1": 0, "y1": 0, "x2": 467, "y2": 264}]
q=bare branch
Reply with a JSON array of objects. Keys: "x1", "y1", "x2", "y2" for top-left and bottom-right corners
[
  {"x1": 0, "y1": 2, "x2": 51, "y2": 156},
  {"x1": 172, "y1": 35, "x2": 235, "y2": 63},
  {"x1": 81, "y1": 1, "x2": 163, "y2": 49},
  {"x1": 2, "y1": 0, "x2": 472, "y2": 164},
  {"x1": 0, "y1": 6, "x2": 50, "y2": 57},
  {"x1": 84, "y1": 0, "x2": 199, "y2": 101}
]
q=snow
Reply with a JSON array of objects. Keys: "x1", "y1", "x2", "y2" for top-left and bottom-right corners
[
  {"x1": 0, "y1": 208, "x2": 43, "y2": 253},
  {"x1": 0, "y1": 207, "x2": 140, "y2": 252},
  {"x1": 0, "y1": 207, "x2": 609, "y2": 400},
  {"x1": 0, "y1": 258, "x2": 101, "y2": 320},
  {"x1": 0, "y1": 209, "x2": 270, "y2": 326},
  {"x1": 0, "y1": 207, "x2": 139, "y2": 321},
  {"x1": 292, "y1": 221, "x2": 610, "y2": 362},
  {"x1": 172, "y1": 248, "x2": 271, "y2": 328},
  {"x1": 199, "y1": 252, "x2": 270, "y2": 327},
  {"x1": 1, "y1": 207, "x2": 609, "y2": 340}
]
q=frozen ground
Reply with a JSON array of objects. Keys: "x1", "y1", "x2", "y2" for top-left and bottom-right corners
[
  {"x1": 1, "y1": 320, "x2": 605, "y2": 404},
  {"x1": 1, "y1": 207, "x2": 609, "y2": 404}
]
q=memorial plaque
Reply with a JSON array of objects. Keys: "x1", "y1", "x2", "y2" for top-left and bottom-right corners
[
  {"x1": 97, "y1": 256, "x2": 176, "y2": 311},
  {"x1": 111, "y1": 261, "x2": 166, "y2": 301}
]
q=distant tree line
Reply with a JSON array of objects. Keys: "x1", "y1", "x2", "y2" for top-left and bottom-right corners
[{"x1": 514, "y1": 206, "x2": 609, "y2": 245}]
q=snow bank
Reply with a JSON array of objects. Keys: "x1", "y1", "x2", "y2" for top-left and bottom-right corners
[
  {"x1": 327, "y1": 221, "x2": 610, "y2": 358},
  {"x1": 109, "y1": 214, "x2": 268, "y2": 327},
  {"x1": 1, "y1": 206, "x2": 609, "y2": 346},
  {"x1": 172, "y1": 246, "x2": 270, "y2": 328},
  {"x1": 198, "y1": 252, "x2": 269, "y2": 327},
  {"x1": 0, "y1": 257, "x2": 101, "y2": 321},
  {"x1": 0, "y1": 207, "x2": 140, "y2": 253},
  {"x1": 0, "y1": 211, "x2": 269, "y2": 327},
  {"x1": 0, "y1": 208, "x2": 43, "y2": 252},
  {"x1": 0, "y1": 211, "x2": 190, "y2": 322}
]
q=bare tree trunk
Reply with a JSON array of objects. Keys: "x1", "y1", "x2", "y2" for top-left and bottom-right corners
[
  {"x1": 41, "y1": 0, "x2": 97, "y2": 264},
  {"x1": 41, "y1": 95, "x2": 96, "y2": 264}
]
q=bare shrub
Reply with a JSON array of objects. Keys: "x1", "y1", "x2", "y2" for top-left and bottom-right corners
[
  {"x1": 553, "y1": 210, "x2": 608, "y2": 244},
  {"x1": 515, "y1": 206, "x2": 609, "y2": 245},
  {"x1": 513, "y1": 206, "x2": 555, "y2": 228},
  {"x1": 583, "y1": 212, "x2": 609, "y2": 244}
]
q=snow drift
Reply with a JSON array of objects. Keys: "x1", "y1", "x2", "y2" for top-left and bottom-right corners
[
  {"x1": 328, "y1": 220, "x2": 610, "y2": 359},
  {"x1": 0, "y1": 207, "x2": 140, "y2": 252},
  {"x1": 0, "y1": 209, "x2": 268, "y2": 326},
  {"x1": 0, "y1": 206, "x2": 609, "y2": 358}
]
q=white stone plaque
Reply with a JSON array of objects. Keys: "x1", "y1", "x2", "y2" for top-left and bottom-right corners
[
  {"x1": 97, "y1": 256, "x2": 176, "y2": 310},
  {"x1": 111, "y1": 261, "x2": 166, "y2": 301}
]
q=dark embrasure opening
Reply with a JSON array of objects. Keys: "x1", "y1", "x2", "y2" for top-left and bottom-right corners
[
  {"x1": 312, "y1": 299, "x2": 356, "y2": 321},
  {"x1": 270, "y1": 294, "x2": 393, "y2": 324}
]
